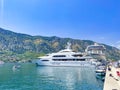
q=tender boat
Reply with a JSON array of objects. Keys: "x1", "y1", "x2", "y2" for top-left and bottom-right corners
[
  {"x1": 36, "y1": 42, "x2": 95, "y2": 67},
  {"x1": 95, "y1": 66, "x2": 106, "y2": 76},
  {"x1": 0, "y1": 61, "x2": 4, "y2": 65}
]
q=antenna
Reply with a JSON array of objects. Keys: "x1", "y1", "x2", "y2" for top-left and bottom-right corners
[{"x1": 66, "y1": 42, "x2": 71, "y2": 49}]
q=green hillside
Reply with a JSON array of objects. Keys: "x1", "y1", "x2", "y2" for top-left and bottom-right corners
[{"x1": 0, "y1": 28, "x2": 120, "y2": 62}]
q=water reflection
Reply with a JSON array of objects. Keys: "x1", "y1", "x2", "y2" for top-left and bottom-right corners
[{"x1": 36, "y1": 67, "x2": 103, "y2": 90}]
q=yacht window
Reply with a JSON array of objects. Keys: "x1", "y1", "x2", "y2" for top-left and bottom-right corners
[
  {"x1": 52, "y1": 59, "x2": 85, "y2": 61},
  {"x1": 72, "y1": 54, "x2": 83, "y2": 57},
  {"x1": 53, "y1": 55, "x2": 66, "y2": 57},
  {"x1": 41, "y1": 60, "x2": 49, "y2": 61},
  {"x1": 53, "y1": 59, "x2": 66, "y2": 61},
  {"x1": 76, "y1": 59, "x2": 85, "y2": 61}
]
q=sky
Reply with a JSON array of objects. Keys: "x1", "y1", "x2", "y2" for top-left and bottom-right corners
[{"x1": 0, "y1": 0, "x2": 120, "y2": 48}]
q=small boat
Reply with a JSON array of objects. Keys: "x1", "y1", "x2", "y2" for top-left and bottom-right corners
[
  {"x1": 95, "y1": 66, "x2": 106, "y2": 76},
  {"x1": 12, "y1": 64, "x2": 21, "y2": 70},
  {"x1": 0, "y1": 61, "x2": 4, "y2": 65},
  {"x1": 95, "y1": 69, "x2": 105, "y2": 76}
]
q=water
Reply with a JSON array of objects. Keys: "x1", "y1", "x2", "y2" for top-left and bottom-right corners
[{"x1": 0, "y1": 63, "x2": 103, "y2": 90}]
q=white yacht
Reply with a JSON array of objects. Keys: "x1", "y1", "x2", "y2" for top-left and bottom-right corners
[{"x1": 36, "y1": 43, "x2": 95, "y2": 67}]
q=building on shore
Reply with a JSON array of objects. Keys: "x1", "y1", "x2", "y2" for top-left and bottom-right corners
[{"x1": 85, "y1": 43, "x2": 106, "y2": 60}]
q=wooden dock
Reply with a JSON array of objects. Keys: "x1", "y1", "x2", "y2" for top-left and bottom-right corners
[{"x1": 103, "y1": 66, "x2": 120, "y2": 90}]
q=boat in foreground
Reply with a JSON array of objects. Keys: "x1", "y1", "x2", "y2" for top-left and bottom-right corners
[
  {"x1": 36, "y1": 43, "x2": 95, "y2": 67},
  {"x1": 95, "y1": 65, "x2": 106, "y2": 76}
]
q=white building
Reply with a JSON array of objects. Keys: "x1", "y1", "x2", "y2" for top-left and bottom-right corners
[{"x1": 85, "y1": 43, "x2": 106, "y2": 55}]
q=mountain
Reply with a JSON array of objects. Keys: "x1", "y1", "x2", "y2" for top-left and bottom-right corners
[{"x1": 0, "y1": 28, "x2": 120, "y2": 62}]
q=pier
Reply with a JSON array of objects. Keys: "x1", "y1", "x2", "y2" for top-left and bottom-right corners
[{"x1": 103, "y1": 66, "x2": 120, "y2": 90}]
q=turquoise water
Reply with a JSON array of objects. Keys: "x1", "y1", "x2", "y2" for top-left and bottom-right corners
[{"x1": 0, "y1": 63, "x2": 103, "y2": 90}]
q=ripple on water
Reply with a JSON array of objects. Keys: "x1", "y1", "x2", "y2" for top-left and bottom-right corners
[{"x1": 0, "y1": 63, "x2": 103, "y2": 90}]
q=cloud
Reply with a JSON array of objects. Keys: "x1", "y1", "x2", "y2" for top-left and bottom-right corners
[
  {"x1": 99, "y1": 37, "x2": 105, "y2": 40},
  {"x1": 116, "y1": 41, "x2": 120, "y2": 44},
  {"x1": 113, "y1": 41, "x2": 120, "y2": 49}
]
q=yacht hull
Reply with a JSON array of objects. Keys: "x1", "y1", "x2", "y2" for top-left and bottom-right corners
[{"x1": 36, "y1": 60, "x2": 95, "y2": 67}]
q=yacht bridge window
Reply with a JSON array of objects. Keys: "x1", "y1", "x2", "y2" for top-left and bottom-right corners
[
  {"x1": 72, "y1": 54, "x2": 83, "y2": 57},
  {"x1": 53, "y1": 55, "x2": 66, "y2": 57}
]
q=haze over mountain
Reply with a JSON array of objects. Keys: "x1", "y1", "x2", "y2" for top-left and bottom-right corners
[{"x1": 0, "y1": 28, "x2": 120, "y2": 62}]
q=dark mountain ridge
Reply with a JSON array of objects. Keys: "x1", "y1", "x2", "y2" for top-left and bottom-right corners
[{"x1": 0, "y1": 28, "x2": 120, "y2": 62}]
